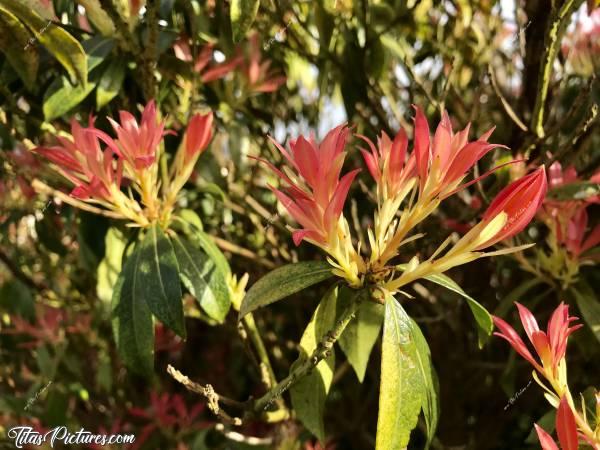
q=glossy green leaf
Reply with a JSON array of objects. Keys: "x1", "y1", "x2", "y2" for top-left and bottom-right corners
[
  {"x1": 190, "y1": 230, "x2": 230, "y2": 279},
  {"x1": 0, "y1": 6, "x2": 38, "y2": 89},
  {"x1": 136, "y1": 224, "x2": 185, "y2": 338},
  {"x1": 239, "y1": 261, "x2": 333, "y2": 319},
  {"x1": 96, "y1": 59, "x2": 126, "y2": 108},
  {"x1": 83, "y1": 36, "x2": 115, "y2": 72},
  {"x1": 338, "y1": 286, "x2": 384, "y2": 382},
  {"x1": 171, "y1": 235, "x2": 231, "y2": 323},
  {"x1": 111, "y1": 244, "x2": 155, "y2": 376},
  {"x1": 410, "y1": 318, "x2": 439, "y2": 449},
  {"x1": 43, "y1": 76, "x2": 96, "y2": 121},
  {"x1": 376, "y1": 296, "x2": 424, "y2": 450},
  {"x1": 290, "y1": 286, "x2": 338, "y2": 442},
  {"x1": 230, "y1": 0, "x2": 259, "y2": 43},
  {"x1": 572, "y1": 282, "x2": 600, "y2": 344},
  {"x1": 0, "y1": 0, "x2": 87, "y2": 84},
  {"x1": 421, "y1": 272, "x2": 493, "y2": 348}
]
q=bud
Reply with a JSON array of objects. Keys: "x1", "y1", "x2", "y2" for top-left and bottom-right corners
[
  {"x1": 475, "y1": 167, "x2": 547, "y2": 250},
  {"x1": 184, "y1": 112, "x2": 213, "y2": 165}
]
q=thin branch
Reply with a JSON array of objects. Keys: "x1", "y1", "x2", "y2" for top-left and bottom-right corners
[
  {"x1": 488, "y1": 65, "x2": 528, "y2": 132},
  {"x1": 211, "y1": 236, "x2": 276, "y2": 269},
  {"x1": 166, "y1": 365, "x2": 245, "y2": 426},
  {"x1": 214, "y1": 424, "x2": 273, "y2": 446},
  {"x1": 252, "y1": 288, "x2": 367, "y2": 413},
  {"x1": 530, "y1": 0, "x2": 584, "y2": 137}
]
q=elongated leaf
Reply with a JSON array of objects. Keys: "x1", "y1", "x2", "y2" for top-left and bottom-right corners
[
  {"x1": 0, "y1": 6, "x2": 38, "y2": 89},
  {"x1": 421, "y1": 272, "x2": 493, "y2": 348},
  {"x1": 111, "y1": 245, "x2": 154, "y2": 376},
  {"x1": 290, "y1": 286, "x2": 338, "y2": 442},
  {"x1": 239, "y1": 261, "x2": 333, "y2": 319},
  {"x1": 190, "y1": 230, "x2": 230, "y2": 278},
  {"x1": 136, "y1": 225, "x2": 185, "y2": 338},
  {"x1": 83, "y1": 36, "x2": 115, "y2": 72},
  {"x1": 376, "y1": 296, "x2": 424, "y2": 450},
  {"x1": 171, "y1": 235, "x2": 231, "y2": 323},
  {"x1": 410, "y1": 318, "x2": 440, "y2": 449},
  {"x1": 571, "y1": 283, "x2": 600, "y2": 344},
  {"x1": 230, "y1": 0, "x2": 259, "y2": 43},
  {"x1": 338, "y1": 286, "x2": 384, "y2": 382},
  {"x1": 43, "y1": 76, "x2": 96, "y2": 121},
  {"x1": 0, "y1": 0, "x2": 87, "y2": 84},
  {"x1": 97, "y1": 227, "x2": 127, "y2": 305},
  {"x1": 96, "y1": 59, "x2": 125, "y2": 108},
  {"x1": 76, "y1": 0, "x2": 115, "y2": 36}
]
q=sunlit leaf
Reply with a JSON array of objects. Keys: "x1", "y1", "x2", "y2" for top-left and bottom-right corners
[{"x1": 239, "y1": 261, "x2": 333, "y2": 319}]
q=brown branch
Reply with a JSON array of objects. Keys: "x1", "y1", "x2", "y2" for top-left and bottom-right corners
[{"x1": 166, "y1": 365, "x2": 245, "y2": 426}]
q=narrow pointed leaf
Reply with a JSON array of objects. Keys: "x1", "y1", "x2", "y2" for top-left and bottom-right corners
[
  {"x1": 239, "y1": 261, "x2": 333, "y2": 319},
  {"x1": 0, "y1": 6, "x2": 38, "y2": 89},
  {"x1": 43, "y1": 76, "x2": 96, "y2": 121},
  {"x1": 136, "y1": 225, "x2": 185, "y2": 338},
  {"x1": 0, "y1": 0, "x2": 87, "y2": 84},
  {"x1": 171, "y1": 235, "x2": 231, "y2": 323},
  {"x1": 96, "y1": 59, "x2": 126, "y2": 108},
  {"x1": 111, "y1": 245, "x2": 154, "y2": 376},
  {"x1": 376, "y1": 296, "x2": 424, "y2": 450},
  {"x1": 410, "y1": 318, "x2": 440, "y2": 449},
  {"x1": 338, "y1": 286, "x2": 384, "y2": 382},
  {"x1": 422, "y1": 271, "x2": 493, "y2": 348},
  {"x1": 571, "y1": 282, "x2": 600, "y2": 344},
  {"x1": 190, "y1": 229, "x2": 231, "y2": 278},
  {"x1": 290, "y1": 286, "x2": 338, "y2": 442}
]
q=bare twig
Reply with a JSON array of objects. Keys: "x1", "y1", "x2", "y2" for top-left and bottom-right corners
[
  {"x1": 488, "y1": 65, "x2": 528, "y2": 132},
  {"x1": 166, "y1": 365, "x2": 245, "y2": 426}
]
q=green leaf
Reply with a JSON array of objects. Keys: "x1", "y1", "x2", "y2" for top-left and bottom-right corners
[
  {"x1": 0, "y1": 6, "x2": 38, "y2": 89},
  {"x1": 0, "y1": 0, "x2": 87, "y2": 84},
  {"x1": 239, "y1": 261, "x2": 333, "y2": 319},
  {"x1": 76, "y1": 0, "x2": 115, "y2": 36},
  {"x1": 190, "y1": 230, "x2": 230, "y2": 278},
  {"x1": 136, "y1": 224, "x2": 185, "y2": 338},
  {"x1": 83, "y1": 36, "x2": 115, "y2": 72},
  {"x1": 230, "y1": 0, "x2": 260, "y2": 43},
  {"x1": 96, "y1": 227, "x2": 127, "y2": 305},
  {"x1": 410, "y1": 318, "x2": 440, "y2": 449},
  {"x1": 421, "y1": 271, "x2": 493, "y2": 348},
  {"x1": 571, "y1": 282, "x2": 600, "y2": 344},
  {"x1": 111, "y1": 244, "x2": 155, "y2": 376},
  {"x1": 547, "y1": 181, "x2": 600, "y2": 201},
  {"x1": 376, "y1": 296, "x2": 424, "y2": 450},
  {"x1": 337, "y1": 286, "x2": 384, "y2": 382},
  {"x1": 290, "y1": 286, "x2": 338, "y2": 442},
  {"x1": 96, "y1": 58, "x2": 125, "y2": 108},
  {"x1": 43, "y1": 75, "x2": 97, "y2": 121},
  {"x1": 171, "y1": 235, "x2": 231, "y2": 323}
]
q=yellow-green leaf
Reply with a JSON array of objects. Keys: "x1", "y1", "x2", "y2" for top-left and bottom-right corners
[
  {"x1": 338, "y1": 286, "x2": 384, "y2": 382},
  {"x1": 0, "y1": 6, "x2": 38, "y2": 89},
  {"x1": 290, "y1": 285, "x2": 338, "y2": 442},
  {"x1": 0, "y1": 0, "x2": 87, "y2": 84},
  {"x1": 376, "y1": 295, "x2": 424, "y2": 450},
  {"x1": 43, "y1": 76, "x2": 96, "y2": 121}
]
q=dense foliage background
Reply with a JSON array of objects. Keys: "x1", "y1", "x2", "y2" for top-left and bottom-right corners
[{"x1": 0, "y1": 0, "x2": 599, "y2": 449}]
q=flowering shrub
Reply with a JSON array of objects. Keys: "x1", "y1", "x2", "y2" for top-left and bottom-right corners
[{"x1": 0, "y1": 0, "x2": 599, "y2": 449}]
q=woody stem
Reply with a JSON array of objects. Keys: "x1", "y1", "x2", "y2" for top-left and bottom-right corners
[{"x1": 252, "y1": 288, "x2": 367, "y2": 413}]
